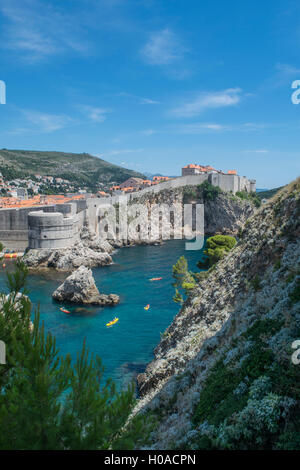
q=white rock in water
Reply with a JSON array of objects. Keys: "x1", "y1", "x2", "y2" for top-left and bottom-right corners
[{"x1": 52, "y1": 266, "x2": 119, "y2": 305}]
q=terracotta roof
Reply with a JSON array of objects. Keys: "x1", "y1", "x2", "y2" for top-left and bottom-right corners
[{"x1": 0, "y1": 193, "x2": 85, "y2": 209}]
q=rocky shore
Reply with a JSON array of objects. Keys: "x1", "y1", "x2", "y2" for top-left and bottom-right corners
[
  {"x1": 52, "y1": 266, "x2": 119, "y2": 305},
  {"x1": 22, "y1": 187, "x2": 255, "y2": 272},
  {"x1": 23, "y1": 242, "x2": 113, "y2": 271}
]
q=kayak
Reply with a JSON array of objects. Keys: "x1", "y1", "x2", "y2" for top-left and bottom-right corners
[
  {"x1": 4, "y1": 253, "x2": 18, "y2": 259},
  {"x1": 144, "y1": 304, "x2": 150, "y2": 310},
  {"x1": 150, "y1": 277, "x2": 162, "y2": 281},
  {"x1": 60, "y1": 307, "x2": 70, "y2": 314},
  {"x1": 106, "y1": 317, "x2": 119, "y2": 327}
]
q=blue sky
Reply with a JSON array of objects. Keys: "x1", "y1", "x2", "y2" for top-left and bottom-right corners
[{"x1": 0, "y1": 0, "x2": 300, "y2": 188}]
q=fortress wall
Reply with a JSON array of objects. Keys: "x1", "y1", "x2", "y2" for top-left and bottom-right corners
[
  {"x1": 0, "y1": 230, "x2": 29, "y2": 251},
  {"x1": 238, "y1": 176, "x2": 250, "y2": 192},
  {"x1": 250, "y1": 180, "x2": 256, "y2": 192},
  {"x1": 0, "y1": 173, "x2": 255, "y2": 251},
  {"x1": 0, "y1": 204, "x2": 56, "y2": 251},
  {"x1": 209, "y1": 173, "x2": 238, "y2": 193},
  {"x1": 86, "y1": 173, "x2": 255, "y2": 228},
  {"x1": 0, "y1": 202, "x2": 82, "y2": 251}
]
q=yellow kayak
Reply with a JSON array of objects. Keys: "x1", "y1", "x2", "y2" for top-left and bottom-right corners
[
  {"x1": 106, "y1": 317, "x2": 119, "y2": 327},
  {"x1": 144, "y1": 304, "x2": 150, "y2": 310}
]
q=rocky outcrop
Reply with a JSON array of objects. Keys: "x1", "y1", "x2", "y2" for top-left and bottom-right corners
[
  {"x1": 109, "y1": 238, "x2": 163, "y2": 248},
  {"x1": 23, "y1": 242, "x2": 112, "y2": 271},
  {"x1": 52, "y1": 266, "x2": 119, "y2": 305},
  {"x1": 134, "y1": 178, "x2": 300, "y2": 450},
  {"x1": 80, "y1": 224, "x2": 115, "y2": 253}
]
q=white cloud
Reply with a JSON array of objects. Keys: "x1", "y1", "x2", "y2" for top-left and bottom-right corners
[
  {"x1": 262, "y1": 63, "x2": 300, "y2": 90},
  {"x1": 141, "y1": 28, "x2": 185, "y2": 65},
  {"x1": 243, "y1": 149, "x2": 269, "y2": 154},
  {"x1": 172, "y1": 121, "x2": 271, "y2": 134},
  {"x1": 23, "y1": 109, "x2": 73, "y2": 132},
  {"x1": 0, "y1": 0, "x2": 90, "y2": 62},
  {"x1": 170, "y1": 88, "x2": 242, "y2": 118},
  {"x1": 140, "y1": 129, "x2": 156, "y2": 136},
  {"x1": 116, "y1": 92, "x2": 161, "y2": 105},
  {"x1": 139, "y1": 97, "x2": 160, "y2": 105},
  {"x1": 8, "y1": 109, "x2": 73, "y2": 134},
  {"x1": 178, "y1": 123, "x2": 228, "y2": 133},
  {"x1": 78, "y1": 105, "x2": 111, "y2": 122},
  {"x1": 96, "y1": 148, "x2": 144, "y2": 158},
  {"x1": 275, "y1": 63, "x2": 300, "y2": 75}
]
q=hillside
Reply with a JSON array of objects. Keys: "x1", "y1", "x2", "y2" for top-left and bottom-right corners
[
  {"x1": 257, "y1": 186, "x2": 284, "y2": 200},
  {"x1": 135, "y1": 178, "x2": 300, "y2": 450},
  {"x1": 0, "y1": 149, "x2": 145, "y2": 190}
]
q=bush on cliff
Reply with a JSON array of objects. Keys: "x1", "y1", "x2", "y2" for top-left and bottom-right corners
[
  {"x1": 182, "y1": 181, "x2": 221, "y2": 203},
  {"x1": 190, "y1": 317, "x2": 300, "y2": 450},
  {"x1": 197, "y1": 235, "x2": 236, "y2": 269},
  {"x1": 236, "y1": 190, "x2": 261, "y2": 208},
  {"x1": 0, "y1": 261, "x2": 147, "y2": 450},
  {"x1": 201, "y1": 180, "x2": 221, "y2": 201}
]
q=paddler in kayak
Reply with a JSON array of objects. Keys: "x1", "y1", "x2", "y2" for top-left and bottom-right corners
[
  {"x1": 60, "y1": 307, "x2": 70, "y2": 314},
  {"x1": 144, "y1": 304, "x2": 150, "y2": 310},
  {"x1": 106, "y1": 317, "x2": 119, "y2": 327}
]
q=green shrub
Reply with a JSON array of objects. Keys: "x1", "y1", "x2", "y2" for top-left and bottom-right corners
[
  {"x1": 251, "y1": 275, "x2": 261, "y2": 291},
  {"x1": 200, "y1": 181, "x2": 221, "y2": 201},
  {"x1": 197, "y1": 235, "x2": 236, "y2": 268},
  {"x1": 274, "y1": 260, "x2": 281, "y2": 271},
  {"x1": 191, "y1": 318, "x2": 300, "y2": 450},
  {"x1": 172, "y1": 256, "x2": 196, "y2": 303},
  {"x1": 183, "y1": 187, "x2": 197, "y2": 203},
  {"x1": 236, "y1": 190, "x2": 261, "y2": 208}
]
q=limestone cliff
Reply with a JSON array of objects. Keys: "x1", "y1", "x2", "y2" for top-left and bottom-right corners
[
  {"x1": 135, "y1": 178, "x2": 300, "y2": 450},
  {"x1": 128, "y1": 183, "x2": 255, "y2": 237}
]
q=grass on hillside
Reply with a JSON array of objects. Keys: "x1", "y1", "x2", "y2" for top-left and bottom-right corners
[{"x1": 0, "y1": 149, "x2": 145, "y2": 190}]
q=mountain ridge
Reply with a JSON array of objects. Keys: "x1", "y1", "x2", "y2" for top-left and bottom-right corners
[{"x1": 0, "y1": 149, "x2": 146, "y2": 191}]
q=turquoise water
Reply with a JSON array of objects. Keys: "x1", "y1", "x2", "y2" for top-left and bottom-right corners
[{"x1": 0, "y1": 240, "x2": 204, "y2": 388}]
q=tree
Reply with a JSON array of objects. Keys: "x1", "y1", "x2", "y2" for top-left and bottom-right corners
[
  {"x1": 198, "y1": 235, "x2": 237, "y2": 269},
  {"x1": 172, "y1": 256, "x2": 196, "y2": 304},
  {"x1": 200, "y1": 181, "x2": 221, "y2": 201},
  {"x1": 0, "y1": 259, "x2": 148, "y2": 450}
]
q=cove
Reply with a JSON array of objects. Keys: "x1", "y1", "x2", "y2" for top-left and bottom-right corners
[{"x1": 0, "y1": 239, "x2": 204, "y2": 388}]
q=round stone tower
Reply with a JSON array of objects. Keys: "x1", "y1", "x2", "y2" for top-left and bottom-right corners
[{"x1": 28, "y1": 211, "x2": 78, "y2": 249}]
